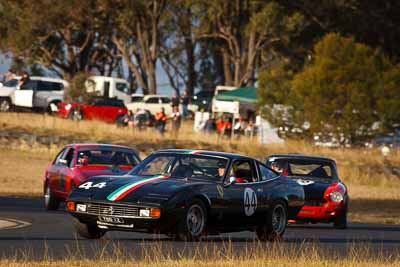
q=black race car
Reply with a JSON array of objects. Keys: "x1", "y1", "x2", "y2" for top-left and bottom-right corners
[
  {"x1": 66, "y1": 149, "x2": 304, "y2": 240},
  {"x1": 265, "y1": 154, "x2": 349, "y2": 229}
]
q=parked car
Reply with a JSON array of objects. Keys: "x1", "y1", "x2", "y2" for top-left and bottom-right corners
[
  {"x1": 265, "y1": 154, "x2": 349, "y2": 229},
  {"x1": 57, "y1": 97, "x2": 128, "y2": 124},
  {"x1": 0, "y1": 76, "x2": 68, "y2": 113},
  {"x1": 44, "y1": 144, "x2": 140, "y2": 210},
  {"x1": 66, "y1": 149, "x2": 304, "y2": 240}
]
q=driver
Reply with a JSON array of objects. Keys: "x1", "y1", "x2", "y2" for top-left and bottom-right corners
[{"x1": 217, "y1": 161, "x2": 226, "y2": 178}]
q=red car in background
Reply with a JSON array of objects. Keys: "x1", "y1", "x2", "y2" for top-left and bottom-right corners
[
  {"x1": 265, "y1": 154, "x2": 349, "y2": 229},
  {"x1": 44, "y1": 144, "x2": 140, "y2": 210},
  {"x1": 57, "y1": 97, "x2": 128, "y2": 124}
]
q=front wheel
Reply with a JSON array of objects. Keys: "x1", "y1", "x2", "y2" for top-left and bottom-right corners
[
  {"x1": 333, "y1": 211, "x2": 347, "y2": 229},
  {"x1": 44, "y1": 182, "x2": 60, "y2": 210},
  {"x1": 256, "y1": 201, "x2": 287, "y2": 241},
  {"x1": 0, "y1": 98, "x2": 12, "y2": 112},
  {"x1": 73, "y1": 218, "x2": 106, "y2": 239},
  {"x1": 173, "y1": 200, "x2": 207, "y2": 241}
]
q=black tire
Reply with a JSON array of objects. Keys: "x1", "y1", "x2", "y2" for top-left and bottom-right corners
[
  {"x1": 172, "y1": 199, "x2": 207, "y2": 241},
  {"x1": 333, "y1": 211, "x2": 347, "y2": 229},
  {"x1": 0, "y1": 98, "x2": 12, "y2": 112},
  {"x1": 73, "y1": 218, "x2": 106, "y2": 239},
  {"x1": 44, "y1": 182, "x2": 60, "y2": 210},
  {"x1": 256, "y1": 201, "x2": 287, "y2": 241},
  {"x1": 115, "y1": 114, "x2": 125, "y2": 126}
]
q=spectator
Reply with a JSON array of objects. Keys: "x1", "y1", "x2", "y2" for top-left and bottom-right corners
[
  {"x1": 155, "y1": 107, "x2": 167, "y2": 135},
  {"x1": 170, "y1": 106, "x2": 182, "y2": 138},
  {"x1": 181, "y1": 90, "x2": 190, "y2": 118},
  {"x1": 134, "y1": 108, "x2": 147, "y2": 129},
  {"x1": 122, "y1": 110, "x2": 135, "y2": 127},
  {"x1": 204, "y1": 118, "x2": 216, "y2": 133},
  {"x1": 233, "y1": 116, "x2": 246, "y2": 135},
  {"x1": 2, "y1": 69, "x2": 16, "y2": 82},
  {"x1": 245, "y1": 119, "x2": 255, "y2": 137},
  {"x1": 171, "y1": 92, "x2": 180, "y2": 108},
  {"x1": 18, "y1": 71, "x2": 30, "y2": 87}
]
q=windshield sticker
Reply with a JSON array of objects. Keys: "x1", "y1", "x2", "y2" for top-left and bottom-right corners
[
  {"x1": 295, "y1": 179, "x2": 315, "y2": 186},
  {"x1": 244, "y1": 188, "x2": 257, "y2": 216},
  {"x1": 106, "y1": 175, "x2": 169, "y2": 201}
]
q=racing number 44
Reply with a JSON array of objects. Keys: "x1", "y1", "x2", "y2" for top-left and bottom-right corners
[
  {"x1": 79, "y1": 182, "x2": 107, "y2": 190},
  {"x1": 244, "y1": 188, "x2": 257, "y2": 216}
]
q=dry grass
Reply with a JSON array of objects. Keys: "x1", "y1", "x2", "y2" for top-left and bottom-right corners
[
  {"x1": 1, "y1": 112, "x2": 400, "y2": 224},
  {"x1": 0, "y1": 241, "x2": 399, "y2": 266}
]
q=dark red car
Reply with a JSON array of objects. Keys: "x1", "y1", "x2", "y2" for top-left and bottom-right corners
[
  {"x1": 44, "y1": 144, "x2": 140, "y2": 210},
  {"x1": 57, "y1": 97, "x2": 128, "y2": 124},
  {"x1": 265, "y1": 154, "x2": 349, "y2": 229}
]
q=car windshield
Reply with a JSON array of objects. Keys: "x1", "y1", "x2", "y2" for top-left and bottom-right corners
[
  {"x1": 3, "y1": 79, "x2": 18, "y2": 87},
  {"x1": 130, "y1": 153, "x2": 228, "y2": 181},
  {"x1": 77, "y1": 148, "x2": 139, "y2": 166},
  {"x1": 267, "y1": 158, "x2": 338, "y2": 180}
]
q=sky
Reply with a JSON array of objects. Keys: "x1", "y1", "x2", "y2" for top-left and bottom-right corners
[{"x1": 0, "y1": 53, "x2": 175, "y2": 96}]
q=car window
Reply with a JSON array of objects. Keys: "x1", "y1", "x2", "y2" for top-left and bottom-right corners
[
  {"x1": 77, "y1": 148, "x2": 140, "y2": 166},
  {"x1": 116, "y1": 83, "x2": 130, "y2": 94},
  {"x1": 53, "y1": 148, "x2": 67, "y2": 165},
  {"x1": 258, "y1": 163, "x2": 278, "y2": 181},
  {"x1": 170, "y1": 155, "x2": 227, "y2": 180},
  {"x1": 64, "y1": 148, "x2": 75, "y2": 167},
  {"x1": 20, "y1": 80, "x2": 37, "y2": 90},
  {"x1": 145, "y1": 97, "x2": 159, "y2": 104},
  {"x1": 37, "y1": 81, "x2": 63, "y2": 91},
  {"x1": 229, "y1": 159, "x2": 257, "y2": 183},
  {"x1": 161, "y1": 97, "x2": 171, "y2": 104},
  {"x1": 132, "y1": 154, "x2": 176, "y2": 176},
  {"x1": 131, "y1": 96, "x2": 143, "y2": 102}
]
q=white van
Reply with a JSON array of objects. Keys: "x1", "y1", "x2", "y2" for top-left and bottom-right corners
[{"x1": 85, "y1": 76, "x2": 132, "y2": 104}]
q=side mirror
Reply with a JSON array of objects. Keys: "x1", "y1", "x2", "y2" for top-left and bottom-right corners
[
  {"x1": 224, "y1": 176, "x2": 236, "y2": 187},
  {"x1": 59, "y1": 159, "x2": 68, "y2": 166}
]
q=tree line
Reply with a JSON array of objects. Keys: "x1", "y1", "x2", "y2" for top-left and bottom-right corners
[{"x1": 1, "y1": 0, "x2": 400, "y2": 141}]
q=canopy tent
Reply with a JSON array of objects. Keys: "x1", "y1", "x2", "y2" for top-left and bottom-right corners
[{"x1": 215, "y1": 86, "x2": 257, "y2": 103}]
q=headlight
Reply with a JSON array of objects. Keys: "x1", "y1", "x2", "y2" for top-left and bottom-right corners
[
  {"x1": 65, "y1": 104, "x2": 72, "y2": 111},
  {"x1": 330, "y1": 191, "x2": 344, "y2": 202},
  {"x1": 139, "y1": 209, "x2": 150, "y2": 217}
]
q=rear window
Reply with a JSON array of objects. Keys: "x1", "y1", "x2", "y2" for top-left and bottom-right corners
[
  {"x1": 37, "y1": 81, "x2": 64, "y2": 91},
  {"x1": 77, "y1": 148, "x2": 139, "y2": 166},
  {"x1": 267, "y1": 158, "x2": 337, "y2": 179}
]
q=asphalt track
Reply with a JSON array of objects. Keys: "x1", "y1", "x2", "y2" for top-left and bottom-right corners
[{"x1": 0, "y1": 196, "x2": 399, "y2": 260}]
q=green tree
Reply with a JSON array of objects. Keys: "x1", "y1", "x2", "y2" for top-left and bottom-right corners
[{"x1": 260, "y1": 33, "x2": 400, "y2": 142}]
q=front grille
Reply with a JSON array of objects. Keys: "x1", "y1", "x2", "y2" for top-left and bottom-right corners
[
  {"x1": 84, "y1": 203, "x2": 139, "y2": 218},
  {"x1": 304, "y1": 200, "x2": 325, "y2": 206}
]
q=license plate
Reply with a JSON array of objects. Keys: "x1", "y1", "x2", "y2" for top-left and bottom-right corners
[{"x1": 98, "y1": 216, "x2": 125, "y2": 224}]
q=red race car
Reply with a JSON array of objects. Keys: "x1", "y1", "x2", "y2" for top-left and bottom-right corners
[
  {"x1": 57, "y1": 97, "x2": 128, "y2": 124},
  {"x1": 44, "y1": 144, "x2": 140, "y2": 210},
  {"x1": 265, "y1": 154, "x2": 349, "y2": 229}
]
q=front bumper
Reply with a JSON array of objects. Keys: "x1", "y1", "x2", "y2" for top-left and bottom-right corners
[
  {"x1": 67, "y1": 200, "x2": 181, "y2": 233},
  {"x1": 296, "y1": 202, "x2": 346, "y2": 221}
]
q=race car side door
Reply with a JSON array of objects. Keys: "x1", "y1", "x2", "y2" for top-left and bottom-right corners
[{"x1": 218, "y1": 158, "x2": 266, "y2": 228}]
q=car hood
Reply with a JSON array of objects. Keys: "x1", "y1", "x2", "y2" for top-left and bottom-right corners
[
  {"x1": 77, "y1": 166, "x2": 132, "y2": 179},
  {"x1": 69, "y1": 175, "x2": 208, "y2": 205},
  {"x1": 288, "y1": 176, "x2": 334, "y2": 200}
]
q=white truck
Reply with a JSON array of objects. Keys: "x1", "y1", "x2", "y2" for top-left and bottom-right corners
[
  {"x1": 211, "y1": 85, "x2": 238, "y2": 115},
  {"x1": 85, "y1": 76, "x2": 132, "y2": 104},
  {"x1": 0, "y1": 76, "x2": 68, "y2": 112}
]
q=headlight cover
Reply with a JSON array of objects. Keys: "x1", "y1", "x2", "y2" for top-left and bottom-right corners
[{"x1": 330, "y1": 191, "x2": 344, "y2": 202}]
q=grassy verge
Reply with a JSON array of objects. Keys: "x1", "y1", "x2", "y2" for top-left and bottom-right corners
[
  {"x1": 1, "y1": 113, "x2": 400, "y2": 224},
  {"x1": 1, "y1": 241, "x2": 399, "y2": 266}
]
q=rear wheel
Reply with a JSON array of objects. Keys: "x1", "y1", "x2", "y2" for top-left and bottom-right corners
[
  {"x1": 0, "y1": 98, "x2": 11, "y2": 112},
  {"x1": 173, "y1": 199, "x2": 207, "y2": 241},
  {"x1": 256, "y1": 201, "x2": 287, "y2": 241},
  {"x1": 44, "y1": 182, "x2": 60, "y2": 210},
  {"x1": 73, "y1": 218, "x2": 106, "y2": 239}
]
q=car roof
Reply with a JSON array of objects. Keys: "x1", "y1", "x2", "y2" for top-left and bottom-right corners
[
  {"x1": 66, "y1": 143, "x2": 136, "y2": 151},
  {"x1": 144, "y1": 94, "x2": 170, "y2": 99},
  {"x1": 30, "y1": 76, "x2": 69, "y2": 85},
  {"x1": 156, "y1": 149, "x2": 249, "y2": 159},
  {"x1": 266, "y1": 154, "x2": 336, "y2": 162}
]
